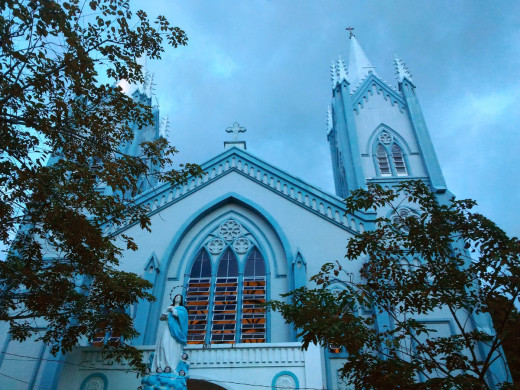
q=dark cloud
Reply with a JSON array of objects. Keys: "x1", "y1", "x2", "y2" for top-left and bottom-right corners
[{"x1": 141, "y1": 0, "x2": 520, "y2": 237}]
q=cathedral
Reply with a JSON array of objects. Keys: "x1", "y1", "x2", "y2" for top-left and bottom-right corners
[{"x1": 0, "y1": 33, "x2": 510, "y2": 390}]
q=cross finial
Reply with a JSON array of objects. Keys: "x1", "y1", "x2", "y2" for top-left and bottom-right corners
[
  {"x1": 225, "y1": 122, "x2": 246, "y2": 141},
  {"x1": 346, "y1": 26, "x2": 355, "y2": 39}
]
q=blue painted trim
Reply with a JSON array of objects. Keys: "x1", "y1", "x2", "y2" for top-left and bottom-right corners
[
  {"x1": 0, "y1": 332, "x2": 11, "y2": 368},
  {"x1": 332, "y1": 80, "x2": 366, "y2": 193},
  {"x1": 80, "y1": 373, "x2": 108, "y2": 390},
  {"x1": 107, "y1": 146, "x2": 363, "y2": 239},
  {"x1": 399, "y1": 79, "x2": 447, "y2": 192},
  {"x1": 352, "y1": 74, "x2": 406, "y2": 114},
  {"x1": 28, "y1": 342, "x2": 46, "y2": 390},
  {"x1": 271, "y1": 371, "x2": 299, "y2": 390},
  {"x1": 135, "y1": 253, "x2": 160, "y2": 345}
]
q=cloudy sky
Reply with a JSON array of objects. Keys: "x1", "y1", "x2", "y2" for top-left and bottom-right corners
[{"x1": 137, "y1": 0, "x2": 520, "y2": 237}]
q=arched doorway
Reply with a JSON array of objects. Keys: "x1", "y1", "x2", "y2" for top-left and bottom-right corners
[{"x1": 188, "y1": 379, "x2": 227, "y2": 389}]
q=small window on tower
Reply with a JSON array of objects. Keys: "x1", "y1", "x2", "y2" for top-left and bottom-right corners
[
  {"x1": 376, "y1": 144, "x2": 391, "y2": 176},
  {"x1": 392, "y1": 144, "x2": 408, "y2": 176}
]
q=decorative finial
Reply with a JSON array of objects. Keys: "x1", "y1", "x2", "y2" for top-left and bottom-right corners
[
  {"x1": 159, "y1": 116, "x2": 170, "y2": 138},
  {"x1": 225, "y1": 122, "x2": 246, "y2": 141},
  {"x1": 394, "y1": 55, "x2": 413, "y2": 83},
  {"x1": 346, "y1": 26, "x2": 355, "y2": 39},
  {"x1": 337, "y1": 55, "x2": 348, "y2": 83},
  {"x1": 327, "y1": 105, "x2": 333, "y2": 133},
  {"x1": 330, "y1": 61, "x2": 338, "y2": 88}
]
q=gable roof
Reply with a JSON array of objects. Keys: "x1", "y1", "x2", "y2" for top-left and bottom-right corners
[
  {"x1": 124, "y1": 147, "x2": 374, "y2": 236},
  {"x1": 351, "y1": 73, "x2": 407, "y2": 114}
]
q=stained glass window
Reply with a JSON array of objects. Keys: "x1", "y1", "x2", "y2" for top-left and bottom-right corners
[
  {"x1": 186, "y1": 249, "x2": 212, "y2": 344},
  {"x1": 241, "y1": 247, "x2": 266, "y2": 343}
]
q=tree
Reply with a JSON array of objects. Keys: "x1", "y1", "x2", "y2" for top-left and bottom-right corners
[
  {"x1": 0, "y1": 0, "x2": 201, "y2": 369},
  {"x1": 268, "y1": 181, "x2": 519, "y2": 389}
]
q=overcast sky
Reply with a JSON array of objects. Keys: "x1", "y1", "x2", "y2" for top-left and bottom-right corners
[{"x1": 137, "y1": 0, "x2": 520, "y2": 238}]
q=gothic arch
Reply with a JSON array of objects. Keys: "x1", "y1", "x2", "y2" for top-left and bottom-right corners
[
  {"x1": 365, "y1": 123, "x2": 413, "y2": 155},
  {"x1": 368, "y1": 124, "x2": 413, "y2": 177},
  {"x1": 146, "y1": 194, "x2": 290, "y2": 344}
]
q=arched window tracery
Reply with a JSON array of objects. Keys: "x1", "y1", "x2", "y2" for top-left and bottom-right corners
[
  {"x1": 185, "y1": 219, "x2": 268, "y2": 345},
  {"x1": 373, "y1": 131, "x2": 410, "y2": 177}
]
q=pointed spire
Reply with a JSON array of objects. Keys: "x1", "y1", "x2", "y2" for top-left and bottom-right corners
[
  {"x1": 348, "y1": 35, "x2": 377, "y2": 91},
  {"x1": 394, "y1": 55, "x2": 413, "y2": 83},
  {"x1": 327, "y1": 105, "x2": 333, "y2": 134},
  {"x1": 330, "y1": 61, "x2": 338, "y2": 88},
  {"x1": 336, "y1": 55, "x2": 348, "y2": 84}
]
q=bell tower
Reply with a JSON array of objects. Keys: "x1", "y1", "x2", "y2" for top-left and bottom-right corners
[{"x1": 327, "y1": 29, "x2": 447, "y2": 196}]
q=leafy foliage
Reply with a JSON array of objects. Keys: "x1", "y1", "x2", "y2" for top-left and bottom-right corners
[
  {"x1": 268, "y1": 181, "x2": 519, "y2": 389},
  {"x1": 1, "y1": 0, "x2": 202, "y2": 370}
]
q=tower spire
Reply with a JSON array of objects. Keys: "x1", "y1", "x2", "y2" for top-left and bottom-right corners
[{"x1": 347, "y1": 35, "x2": 377, "y2": 91}]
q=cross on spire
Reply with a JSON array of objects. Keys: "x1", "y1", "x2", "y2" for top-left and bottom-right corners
[
  {"x1": 226, "y1": 122, "x2": 246, "y2": 141},
  {"x1": 346, "y1": 26, "x2": 355, "y2": 39}
]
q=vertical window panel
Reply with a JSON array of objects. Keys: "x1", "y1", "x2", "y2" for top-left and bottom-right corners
[
  {"x1": 392, "y1": 144, "x2": 408, "y2": 176},
  {"x1": 241, "y1": 247, "x2": 266, "y2": 343},
  {"x1": 376, "y1": 144, "x2": 391, "y2": 176},
  {"x1": 186, "y1": 249, "x2": 212, "y2": 344},
  {"x1": 211, "y1": 249, "x2": 238, "y2": 344}
]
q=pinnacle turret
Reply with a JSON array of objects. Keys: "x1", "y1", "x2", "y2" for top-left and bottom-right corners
[
  {"x1": 336, "y1": 56, "x2": 348, "y2": 84},
  {"x1": 394, "y1": 56, "x2": 413, "y2": 83},
  {"x1": 330, "y1": 61, "x2": 338, "y2": 88}
]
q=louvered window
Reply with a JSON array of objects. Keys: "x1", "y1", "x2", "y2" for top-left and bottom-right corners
[
  {"x1": 392, "y1": 144, "x2": 408, "y2": 176},
  {"x1": 211, "y1": 249, "x2": 239, "y2": 343},
  {"x1": 186, "y1": 250, "x2": 212, "y2": 344},
  {"x1": 376, "y1": 144, "x2": 391, "y2": 176},
  {"x1": 241, "y1": 247, "x2": 266, "y2": 343}
]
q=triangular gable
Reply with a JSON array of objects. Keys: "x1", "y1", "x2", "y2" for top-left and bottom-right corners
[
  {"x1": 113, "y1": 147, "x2": 375, "y2": 236},
  {"x1": 351, "y1": 73, "x2": 407, "y2": 114}
]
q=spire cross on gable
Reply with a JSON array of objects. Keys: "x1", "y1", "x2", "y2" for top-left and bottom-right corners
[
  {"x1": 226, "y1": 122, "x2": 246, "y2": 141},
  {"x1": 345, "y1": 26, "x2": 355, "y2": 39}
]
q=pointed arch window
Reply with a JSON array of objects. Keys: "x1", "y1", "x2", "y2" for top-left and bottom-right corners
[
  {"x1": 392, "y1": 144, "x2": 408, "y2": 176},
  {"x1": 211, "y1": 249, "x2": 239, "y2": 343},
  {"x1": 184, "y1": 219, "x2": 269, "y2": 345},
  {"x1": 376, "y1": 144, "x2": 391, "y2": 176},
  {"x1": 241, "y1": 247, "x2": 266, "y2": 343},
  {"x1": 186, "y1": 249, "x2": 212, "y2": 343}
]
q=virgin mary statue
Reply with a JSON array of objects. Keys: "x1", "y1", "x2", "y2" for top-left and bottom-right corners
[{"x1": 151, "y1": 294, "x2": 188, "y2": 373}]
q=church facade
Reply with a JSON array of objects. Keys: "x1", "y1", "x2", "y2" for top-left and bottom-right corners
[{"x1": 0, "y1": 34, "x2": 510, "y2": 390}]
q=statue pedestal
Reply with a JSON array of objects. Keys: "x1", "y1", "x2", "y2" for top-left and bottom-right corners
[{"x1": 140, "y1": 373, "x2": 187, "y2": 390}]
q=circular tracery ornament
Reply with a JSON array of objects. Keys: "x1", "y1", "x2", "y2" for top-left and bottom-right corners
[
  {"x1": 391, "y1": 208, "x2": 415, "y2": 233},
  {"x1": 378, "y1": 131, "x2": 393, "y2": 145},
  {"x1": 233, "y1": 237, "x2": 251, "y2": 254},
  {"x1": 219, "y1": 220, "x2": 242, "y2": 241},
  {"x1": 84, "y1": 377, "x2": 105, "y2": 390},
  {"x1": 275, "y1": 375, "x2": 296, "y2": 390},
  {"x1": 208, "y1": 238, "x2": 225, "y2": 254}
]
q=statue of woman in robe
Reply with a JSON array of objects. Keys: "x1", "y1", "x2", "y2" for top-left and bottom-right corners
[{"x1": 151, "y1": 294, "x2": 188, "y2": 373}]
